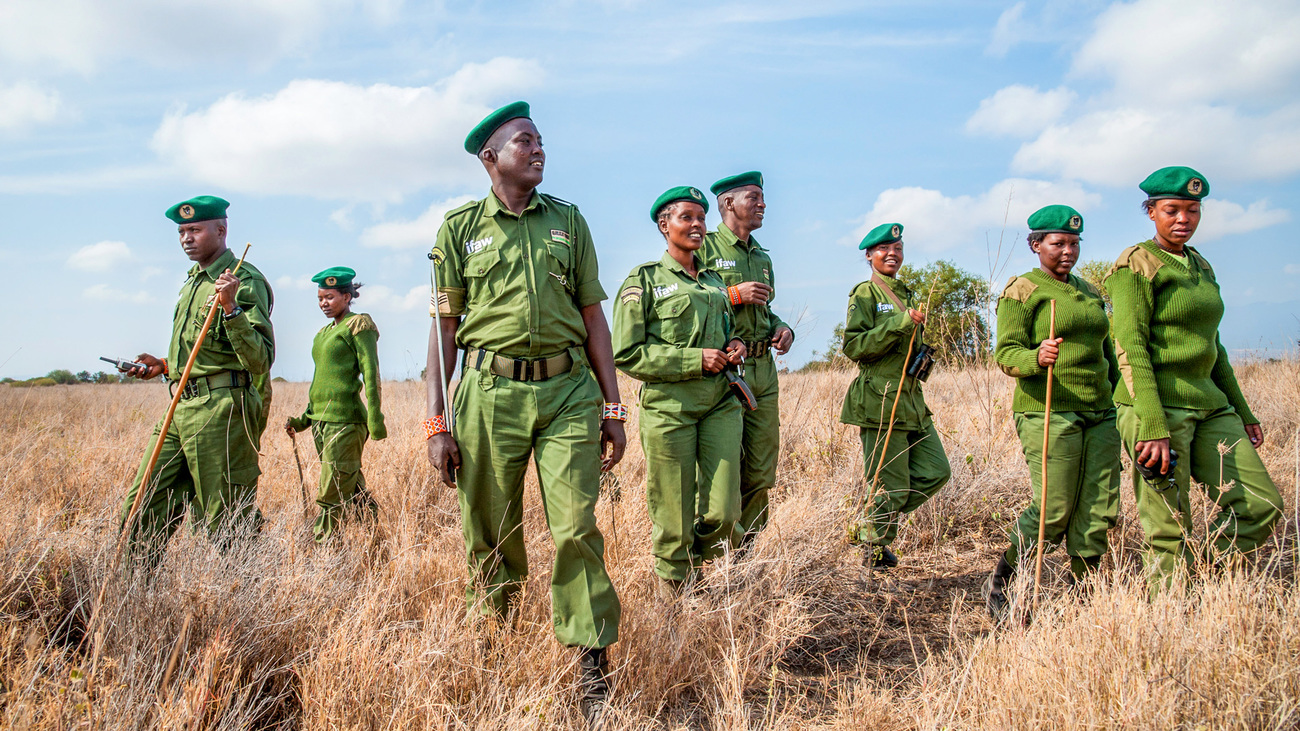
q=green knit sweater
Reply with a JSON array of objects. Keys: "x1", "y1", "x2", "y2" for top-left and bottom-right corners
[
  {"x1": 289, "y1": 312, "x2": 387, "y2": 439},
  {"x1": 995, "y1": 269, "x2": 1119, "y2": 413},
  {"x1": 1105, "y1": 240, "x2": 1257, "y2": 442}
]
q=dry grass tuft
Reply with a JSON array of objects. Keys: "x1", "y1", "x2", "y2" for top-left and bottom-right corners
[{"x1": 0, "y1": 361, "x2": 1296, "y2": 729}]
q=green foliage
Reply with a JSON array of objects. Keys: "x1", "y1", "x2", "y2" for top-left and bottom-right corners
[
  {"x1": 12, "y1": 377, "x2": 57, "y2": 388},
  {"x1": 45, "y1": 369, "x2": 79, "y2": 385},
  {"x1": 895, "y1": 260, "x2": 992, "y2": 364},
  {"x1": 1073, "y1": 259, "x2": 1112, "y2": 313}
]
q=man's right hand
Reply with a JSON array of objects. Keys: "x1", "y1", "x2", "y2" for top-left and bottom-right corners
[
  {"x1": 427, "y1": 433, "x2": 461, "y2": 486},
  {"x1": 734, "y1": 281, "x2": 772, "y2": 305},
  {"x1": 127, "y1": 353, "x2": 166, "y2": 380},
  {"x1": 701, "y1": 349, "x2": 731, "y2": 374}
]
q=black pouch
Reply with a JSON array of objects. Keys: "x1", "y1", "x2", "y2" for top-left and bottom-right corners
[
  {"x1": 906, "y1": 343, "x2": 937, "y2": 382},
  {"x1": 1135, "y1": 449, "x2": 1179, "y2": 492},
  {"x1": 724, "y1": 368, "x2": 758, "y2": 411}
]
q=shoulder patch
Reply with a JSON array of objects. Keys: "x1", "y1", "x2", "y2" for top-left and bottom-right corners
[
  {"x1": 619, "y1": 285, "x2": 643, "y2": 305},
  {"x1": 1000, "y1": 275, "x2": 1038, "y2": 304},
  {"x1": 346, "y1": 313, "x2": 379, "y2": 337},
  {"x1": 443, "y1": 198, "x2": 481, "y2": 221},
  {"x1": 1112, "y1": 245, "x2": 1164, "y2": 280}
]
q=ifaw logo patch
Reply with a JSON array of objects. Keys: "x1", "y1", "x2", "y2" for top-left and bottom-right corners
[
  {"x1": 465, "y1": 236, "x2": 493, "y2": 255},
  {"x1": 653, "y1": 283, "x2": 678, "y2": 298},
  {"x1": 877, "y1": 303, "x2": 895, "y2": 312},
  {"x1": 714, "y1": 259, "x2": 736, "y2": 269}
]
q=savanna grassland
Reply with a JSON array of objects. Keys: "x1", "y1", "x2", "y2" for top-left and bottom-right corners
[{"x1": 0, "y1": 360, "x2": 1297, "y2": 729}]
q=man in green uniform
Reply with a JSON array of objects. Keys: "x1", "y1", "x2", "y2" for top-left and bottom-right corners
[
  {"x1": 423, "y1": 101, "x2": 627, "y2": 727},
  {"x1": 840, "y1": 223, "x2": 951, "y2": 568},
  {"x1": 1107, "y1": 166, "x2": 1281, "y2": 592},
  {"x1": 701, "y1": 171, "x2": 794, "y2": 544},
  {"x1": 121, "y1": 195, "x2": 276, "y2": 557}
]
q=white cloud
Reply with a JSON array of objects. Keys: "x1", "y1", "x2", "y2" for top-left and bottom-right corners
[
  {"x1": 150, "y1": 58, "x2": 543, "y2": 202},
  {"x1": 850, "y1": 178, "x2": 1102, "y2": 255},
  {"x1": 67, "y1": 241, "x2": 132, "y2": 272},
  {"x1": 1192, "y1": 198, "x2": 1290, "y2": 242},
  {"x1": 1073, "y1": 0, "x2": 1300, "y2": 106},
  {"x1": 359, "y1": 195, "x2": 477, "y2": 249},
  {"x1": 361, "y1": 284, "x2": 428, "y2": 312},
  {"x1": 275, "y1": 275, "x2": 317, "y2": 292},
  {"x1": 1010, "y1": 103, "x2": 1300, "y2": 186},
  {"x1": 82, "y1": 283, "x2": 153, "y2": 305},
  {"x1": 0, "y1": 81, "x2": 63, "y2": 133},
  {"x1": 986, "y1": 2, "x2": 1028, "y2": 57},
  {"x1": 0, "y1": 0, "x2": 399, "y2": 72},
  {"x1": 1284, "y1": 264, "x2": 1300, "y2": 275},
  {"x1": 965, "y1": 85, "x2": 1076, "y2": 138}
]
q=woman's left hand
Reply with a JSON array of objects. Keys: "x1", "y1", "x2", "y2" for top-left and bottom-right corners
[{"x1": 1244, "y1": 422, "x2": 1264, "y2": 448}]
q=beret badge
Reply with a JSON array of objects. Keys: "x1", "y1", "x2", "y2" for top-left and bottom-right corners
[
  {"x1": 890, "y1": 224, "x2": 901, "y2": 239},
  {"x1": 1069, "y1": 215, "x2": 1082, "y2": 231},
  {"x1": 690, "y1": 188, "x2": 702, "y2": 200},
  {"x1": 325, "y1": 276, "x2": 337, "y2": 286},
  {"x1": 1188, "y1": 178, "x2": 1204, "y2": 195},
  {"x1": 179, "y1": 204, "x2": 195, "y2": 220}
]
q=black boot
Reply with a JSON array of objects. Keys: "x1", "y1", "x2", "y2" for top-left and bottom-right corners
[
  {"x1": 863, "y1": 544, "x2": 899, "y2": 569},
  {"x1": 983, "y1": 555, "x2": 1015, "y2": 622},
  {"x1": 578, "y1": 647, "x2": 611, "y2": 730}
]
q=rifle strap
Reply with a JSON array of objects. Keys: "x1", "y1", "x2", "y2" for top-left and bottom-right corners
[{"x1": 871, "y1": 272, "x2": 909, "y2": 312}]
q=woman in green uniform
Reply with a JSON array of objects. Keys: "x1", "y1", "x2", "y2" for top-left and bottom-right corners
[
  {"x1": 983, "y1": 205, "x2": 1121, "y2": 620},
  {"x1": 285, "y1": 266, "x2": 387, "y2": 542},
  {"x1": 613, "y1": 186, "x2": 747, "y2": 589},
  {"x1": 840, "y1": 223, "x2": 951, "y2": 569},
  {"x1": 1107, "y1": 166, "x2": 1281, "y2": 591}
]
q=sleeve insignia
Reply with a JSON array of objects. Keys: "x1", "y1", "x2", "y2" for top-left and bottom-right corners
[
  {"x1": 620, "y1": 285, "x2": 643, "y2": 304},
  {"x1": 429, "y1": 247, "x2": 446, "y2": 266}
]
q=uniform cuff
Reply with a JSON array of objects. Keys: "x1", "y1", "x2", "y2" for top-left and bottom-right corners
[
  {"x1": 682, "y1": 348, "x2": 704, "y2": 380},
  {"x1": 575, "y1": 280, "x2": 607, "y2": 308}
]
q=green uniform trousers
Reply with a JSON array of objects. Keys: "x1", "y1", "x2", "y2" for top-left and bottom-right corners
[
  {"x1": 452, "y1": 361, "x2": 620, "y2": 649},
  {"x1": 1005, "y1": 409, "x2": 1121, "y2": 573},
  {"x1": 311, "y1": 421, "x2": 377, "y2": 542},
  {"x1": 121, "y1": 383, "x2": 263, "y2": 556},
  {"x1": 854, "y1": 423, "x2": 951, "y2": 546},
  {"x1": 1118, "y1": 404, "x2": 1282, "y2": 589},
  {"x1": 737, "y1": 351, "x2": 780, "y2": 539},
  {"x1": 639, "y1": 379, "x2": 743, "y2": 581}
]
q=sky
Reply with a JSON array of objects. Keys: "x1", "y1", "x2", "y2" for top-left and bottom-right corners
[{"x1": 2, "y1": 0, "x2": 1298, "y2": 381}]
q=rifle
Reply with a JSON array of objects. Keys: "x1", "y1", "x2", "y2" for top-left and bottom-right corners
[{"x1": 100, "y1": 356, "x2": 146, "y2": 372}]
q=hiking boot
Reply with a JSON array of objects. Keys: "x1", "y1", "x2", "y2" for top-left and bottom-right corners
[
  {"x1": 983, "y1": 555, "x2": 1015, "y2": 622},
  {"x1": 862, "y1": 544, "x2": 898, "y2": 569},
  {"x1": 578, "y1": 646, "x2": 611, "y2": 730}
]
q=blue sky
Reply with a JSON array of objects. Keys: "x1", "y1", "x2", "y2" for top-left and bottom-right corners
[{"x1": 2, "y1": 0, "x2": 1298, "y2": 380}]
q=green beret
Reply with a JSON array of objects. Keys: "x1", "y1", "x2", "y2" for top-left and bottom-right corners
[
  {"x1": 710, "y1": 171, "x2": 764, "y2": 196},
  {"x1": 1140, "y1": 166, "x2": 1209, "y2": 201},
  {"x1": 165, "y1": 195, "x2": 230, "y2": 224},
  {"x1": 1027, "y1": 204, "x2": 1084, "y2": 235},
  {"x1": 464, "y1": 101, "x2": 531, "y2": 154},
  {"x1": 859, "y1": 222, "x2": 903, "y2": 251},
  {"x1": 312, "y1": 266, "x2": 356, "y2": 289},
  {"x1": 651, "y1": 186, "x2": 709, "y2": 222}
]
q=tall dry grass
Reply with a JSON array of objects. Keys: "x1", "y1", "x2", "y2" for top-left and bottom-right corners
[{"x1": 0, "y1": 359, "x2": 1296, "y2": 729}]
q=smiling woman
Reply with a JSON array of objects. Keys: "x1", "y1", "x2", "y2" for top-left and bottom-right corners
[{"x1": 612, "y1": 186, "x2": 748, "y2": 591}]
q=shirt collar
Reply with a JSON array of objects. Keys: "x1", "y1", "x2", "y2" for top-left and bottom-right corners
[
  {"x1": 190, "y1": 247, "x2": 238, "y2": 281},
  {"x1": 483, "y1": 188, "x2": 544, "y2": 219},
  {"x1": 716, "y1": 221, "x2": 762, "y2": 250},
  {"x1": 661, "y1": 249, "x2": 706, "y2": 276}
]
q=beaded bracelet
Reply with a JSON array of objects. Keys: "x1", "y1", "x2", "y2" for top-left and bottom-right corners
[
  {"x1": 602, "y1": 402, "x2": 628, "y2": 421},
  {"x1": 727, "y1": 285, "x2": 743, "y2": 306},
  {"x1": 161, "y1": 358, "x2": 168, "y2": 377},
  {"x1": 423, "y1": 415, "x2": 449, "y2": 439}
]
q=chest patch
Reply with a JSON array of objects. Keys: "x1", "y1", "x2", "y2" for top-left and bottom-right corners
[
  {"x1": 877, "y1": 303, "x2": 895, "y2": 313},
  {"x1": 550, "y1": 229, "x2": 570, "y2": 244},
  {"x1": 465, "y1": 235, "x2": 493, "y2": 255},
  {"x1": 713, "y1": 259, "x2": 737, "y2": 270},
  {"x1": 653, "y1": 283, "x2": 678, "y2": 298}
]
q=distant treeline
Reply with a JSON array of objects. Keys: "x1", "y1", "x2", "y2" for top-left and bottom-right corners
[{"x1": 2, "y1": 369, "x2": 134, "y2": 388}]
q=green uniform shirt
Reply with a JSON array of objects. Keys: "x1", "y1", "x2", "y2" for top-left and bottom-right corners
[
  {"x1": 1105, "y1": 240, "x2": 1257, "y2": 442},
  {"x1": 167, "y1": 247, "x2": 275, "y2": 387},
  {"x1": 995, "y1": 270, "x2": 1120, "y2": 413},
  {"x1": 431, "y1": 190, "x2": 606, "y2": 358},
  {"x1": 290, "y1": 313, "x2": 386, "y2": 439},
  {"x1": 612, "y1": 251, "x2": 734, "y2": 383},
  {"x1": 699, "y1": 223, "x2": 789, "y2": 344},
  {"x1": 838, "y1": 272, "x2": 932, "y2": 430}
]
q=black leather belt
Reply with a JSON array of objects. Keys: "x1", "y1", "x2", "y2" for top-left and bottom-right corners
[
  {"x1": 174, "y1": 370, "x2": 251, "y2": 400},
  {"x1": 464, "y1": 348, "x2": 573, "y2": 382}
]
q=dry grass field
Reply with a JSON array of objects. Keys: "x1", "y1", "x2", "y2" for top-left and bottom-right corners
[{"x1": 0, "y1": 360, "x2": 1297, "y2": 729}]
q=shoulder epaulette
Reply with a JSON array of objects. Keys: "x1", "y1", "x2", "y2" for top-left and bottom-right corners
[
  {"x1": 1185, "y1": 246, "x2": 1214, "y2": 272},
  {"x1": 541, "y1": 193, "x2": 576, "y2": 209},
  {"x1": 1111, "y1": 244, "x2": 1164, "y2": 280},
  {"x1": 236, "y1": 260, "x2": 268, "y2": 283},
  {"x1": 999, "y1": 275, "x2": 1038, "y2": 303},
  {"x1": 347, "y1": 313, "x2": 379, "y2": 337},
  {"x1": 443, "y1": 198, "x2": 481, "y2": 221}
]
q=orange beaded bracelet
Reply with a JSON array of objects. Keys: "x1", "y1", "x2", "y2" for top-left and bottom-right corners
[{"x1": 423, "y1": 415, "x2": 449, "y2": 439}]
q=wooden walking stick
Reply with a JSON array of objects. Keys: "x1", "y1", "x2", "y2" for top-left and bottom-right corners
[
  {"x1": 83, "y1": 244, "x2": 252, "y2": 655},
  {"x1": 290, "y1": 431, "x2": 312, "y2": 518},
  {"x1": 1031, "y1": 299, "x2": 1057, "y2": 613}
]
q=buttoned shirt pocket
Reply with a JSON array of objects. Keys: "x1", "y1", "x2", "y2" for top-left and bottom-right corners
[
  {"x1": 464, "y1": 249, "x2": 502, "y2": 306},
  {"x1": 653, "y1": 292, "x2": 694, "y2": 345}
]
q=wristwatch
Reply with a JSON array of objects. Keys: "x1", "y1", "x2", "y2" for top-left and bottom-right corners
[{"x1": 223, "y1": 306, "x2": 244, "y2": 321}]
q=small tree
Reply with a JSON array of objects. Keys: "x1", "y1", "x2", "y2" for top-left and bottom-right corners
[
  {"x1": 1074, "y1": 259, "x2": 1112, "y2": 313},
  {"x1": 896, "y1": 260, "x2": 992, "y2": 365},
  {"x1": 46, "y1": 369, "x2": 78, "y2": 385}
]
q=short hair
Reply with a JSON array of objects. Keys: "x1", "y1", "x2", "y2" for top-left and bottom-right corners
[{"x1": 1027, "y1": 231, "x2": 1082, "y2": 251}]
